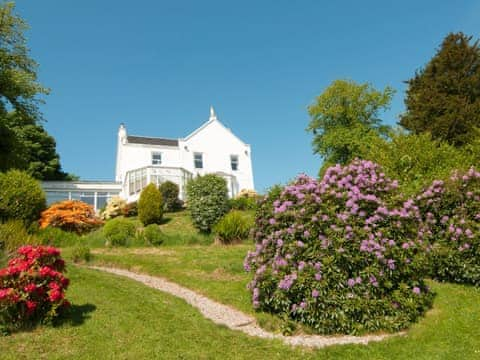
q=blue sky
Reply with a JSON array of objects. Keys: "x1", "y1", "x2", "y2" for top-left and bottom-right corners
[{"x1": 15, "y1": 1, "x2": 480, "y2": 192}]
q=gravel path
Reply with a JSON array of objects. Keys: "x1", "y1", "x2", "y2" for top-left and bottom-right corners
[{"x1": 89, "y1": 265, "x2": 403, "y2": 349}]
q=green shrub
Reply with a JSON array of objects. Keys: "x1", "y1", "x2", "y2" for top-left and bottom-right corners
[
  {"x1": 416, "y1": 168, "x2": 480, "y2": 285},
  {"x1": 245, "y1": 160, "x2": 433, "y2": 335},
  {"x1": 80, "y1": 229, "x2": 109, "y2": 248},
  {"x1": 361, "y1": 132, "x2": 473, "y2": 195},
  {"x1": 138, "y1": 184, "x2": 164, "y2": 225},
  {"x1": 159, "y1": 181, "x2": 181, "y2": 212},
  {"x1": 0, "y1": 220, "x2": 38, "y2": 257},
  {"x1": 228, "y1": 197, "x2": 258, "y2": 211},
  {"x1": 213, "y1": 211, "x2": 253, "y2": 244},
  {"x1": 36, "y1": 227, "x2": 81, "y2": 247},
  {"x1": 0, "y1": 170, "x2": 46, "y2": 225},
  {"x1": 186, "y1": 174, "x2": 229, "y2": 233},
  {"x1": 122, "y1": 201, "x2": 138, "y2": 217},
  {"x1": 71, "y1": 245, "x2": 91, "y2": 263},
  {"x1": 103, "y1": 217, "x2": 137, "y2": 246},
  {"x1": 142, "y1": 224, "x2": 164, "y2": 246}
]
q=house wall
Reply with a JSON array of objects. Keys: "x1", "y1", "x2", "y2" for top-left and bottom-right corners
[
  {"x1": 116, "y1": 142, "x2": 181, "y2": 183},
  {"x1": 179, "y1": 120, "x2": 254, "y2": 192}
]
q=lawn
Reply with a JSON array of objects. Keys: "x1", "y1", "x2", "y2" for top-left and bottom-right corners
[
  {"x1": 2, "y1": 248, "x2": 480, "y2": 359},
  {"x1": 2, "y1": 211, "x2": 480, "y2": 359},
  {"x1": 86, "y1": 245, "x2": 480, "y2": 359}
]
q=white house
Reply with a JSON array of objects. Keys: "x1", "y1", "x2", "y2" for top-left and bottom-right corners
[
  {"x1": 116, "y1": 106, "x2": 254, "y2": 202},
  {"x1": 42, "y1": 107, "x2": 255, "y2": 210}
]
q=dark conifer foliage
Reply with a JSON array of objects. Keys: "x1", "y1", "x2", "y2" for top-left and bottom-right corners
[{"x1": 400, "y1": 32, "x2": 480, "y2": 146}]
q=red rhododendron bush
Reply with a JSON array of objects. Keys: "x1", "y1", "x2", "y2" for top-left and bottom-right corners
[
  {"x1": 0, "y1": 246, "x2": 70, "y2": 331},
  {"x1": 244, "y1": 160, "x2": 434, "y2": 335},
  {"x1": 39, "y1": 200, "x2": 103, "y2": 234}
]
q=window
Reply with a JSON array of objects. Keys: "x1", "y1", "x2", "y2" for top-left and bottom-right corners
[
  {"x1": 194, "y1": 153, "x2": 203, "y2": 169},
  {"x1": 151, "y1": 152, "x2": 162, "y2": 165},
  {"x1": 128, "y1": 168, "x2": 148, "y2": 195},
  {"x1": 230, "y1": 155, "x2": 239, "y2": 171}
]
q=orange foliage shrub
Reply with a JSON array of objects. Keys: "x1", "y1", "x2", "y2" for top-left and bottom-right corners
[{"x1": 39, "y1": 200, "x2": 103, "y2": 234}]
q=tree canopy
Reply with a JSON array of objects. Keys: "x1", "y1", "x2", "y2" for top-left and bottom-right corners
[
  {"x1": 0, "y1": 2, "x2": 72, "y2": 179},
  {"x1": 307, "y1": 79, "x2": 394, "y2": 169},
  {"x1": 400, "y1": 32, "x2": 480, "y2": 147}
]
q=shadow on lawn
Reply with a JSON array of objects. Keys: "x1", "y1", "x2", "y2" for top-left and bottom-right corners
[
  {"x1": 57, "y1": 303, "x2": 97, "y2": 327},
  {"x1": 159, "y1": 216, "x2": 172, "y2": 225}
]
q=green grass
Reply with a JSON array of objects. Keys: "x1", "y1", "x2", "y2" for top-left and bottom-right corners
[
  {"x1": 157, "y1": 210, "x2": 214, "y2": 246},
  {"x1": 4, "y1": 211, "x2": 479, "y2": 358},
  {"x1": 2, "y1": 252, "x2": 480, "y2": 359},
  {"x1": 0, "y1": 266, "x2": 309, "y2": 360},
  {"x1": 86, "y1": 245, "x2": 480, "y2": 358}
]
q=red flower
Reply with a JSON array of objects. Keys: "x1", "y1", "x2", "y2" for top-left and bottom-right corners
[
  {"x1": 39, "y1": 266, "x2": 55, "y2": 278},
  {"x1": 49, "y1": 289, "x2": 63, "y2": 302},
  {"x1": 48, "y1": 281, "x2": 60, "y2": 291},
  {"x1": 0, "y1": 288, "x2": 13, "y2": 300},
  {"x1": 24, "y1": 283, "x2": 37, "y2": 293},
  {"x1": 46, "y1": 247, "x2": 60, "y2": 256},
  {"x1": 26, "y1": 300, "x2": 37, "y2": 315}
]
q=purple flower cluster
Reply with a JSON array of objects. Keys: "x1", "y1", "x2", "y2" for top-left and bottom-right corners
[
  {"x1": 244, "y1": 159, "x2": 433, "y2": 334},
  {"x1": 417, "y1": 167, "x2": 480, "y2": 284}
]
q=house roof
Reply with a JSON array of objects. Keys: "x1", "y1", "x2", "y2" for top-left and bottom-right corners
[{"x1": 127, "y1": 136, "x2": 179, "y2": 147}]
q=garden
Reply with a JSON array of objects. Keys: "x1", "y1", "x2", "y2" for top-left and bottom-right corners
[
  {"x1": 1, "y1": 157, "x2": 480, "y2": 358},
  {"x1": 1, "y1": 2, "x2": 480, "y2": 357}
]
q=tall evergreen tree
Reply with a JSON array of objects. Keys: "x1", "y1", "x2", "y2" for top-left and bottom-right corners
[
  {"x1": 0, "y1": 2, "x2": 72, "y2": 179},
  {"x1": 400, "y1": 32, "x2": 480, "y2": 146}
]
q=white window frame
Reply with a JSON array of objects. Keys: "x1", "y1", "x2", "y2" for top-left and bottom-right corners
[
  {"x1": 194, "y1": 152, "x2": 203, "y2": 169},
  {"x1": 151, "y1": 152, "x2": 162, "y2": 165},
  {"x1": 230, "y1": 154, "x2": 239, "y2": 171}
]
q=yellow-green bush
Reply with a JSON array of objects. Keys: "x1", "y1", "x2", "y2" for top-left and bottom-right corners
[
  {"x1": 0, "y1": 170, "x2": 46, "y2": 225},
  {"x1": 138, "y1": 184, "x2": 164, "y2": 226},
  {"x1": 213, "y1": 211, "x2": 253, "y2": 244}
]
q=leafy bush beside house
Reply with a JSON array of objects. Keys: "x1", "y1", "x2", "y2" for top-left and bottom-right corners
[
  {"x1": 186, "y1": 174, "x2": 229, "y2": 233},
  {"x1": 159, "y1": 181, "x2": 181, "y2": 212},
  {"x1": 0, "y1": 170, "x2": 46, "y2": 225},
  {"x1": 138, "y1": 184, "x2": 164, "y2": 226},
  {"x1": 245, "y1": 160, "x2": 434, "y2": 335}
]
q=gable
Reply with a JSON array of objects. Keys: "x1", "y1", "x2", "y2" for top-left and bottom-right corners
[{"x1": 183, "y1": 119, "x2": 248, "y2": 147}]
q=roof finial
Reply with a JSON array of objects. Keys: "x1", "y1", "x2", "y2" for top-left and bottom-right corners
[{"x1": 209, "y1": 105, "x2": 217, "y2": 121}]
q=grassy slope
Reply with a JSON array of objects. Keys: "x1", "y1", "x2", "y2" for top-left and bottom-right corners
[
  {"x1": 1, "y1": 260, "x2": 480, "y2": 359},
  {"x1": 87, "y1": 246, "x2": 480, "y2": 359},
  {"x1": 4, "y1": 212, "x2": 479, "y2": 358},
  {"x1": 0, "y1": 266, "x2": 309, "y2": 360}
]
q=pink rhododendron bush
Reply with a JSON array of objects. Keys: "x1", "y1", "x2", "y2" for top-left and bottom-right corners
[
  {"x1": 417, "y1": 167, "x2": 480, "y2": 285},
  {"x1": 0, "y1": 246, "x2": 70, "y2": 332},
  {"x1": 245, "y1": 160, "x2": 434, "y2": 334}
]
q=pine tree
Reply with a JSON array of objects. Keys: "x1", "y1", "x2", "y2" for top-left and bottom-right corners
[{"x1": 400, "y1": 32, "x2": 480, "y2": 146}]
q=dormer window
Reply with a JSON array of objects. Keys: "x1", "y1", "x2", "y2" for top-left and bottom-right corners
[
  {"x1": 230, "y1": 155, "x2": 239, "y2": 171},
  {"x1": 194, "y1": 152, "x2": 203, "y2": 169},
  {"x1": 151, "y1": 152, "x2": 162, "y2": 165}
]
